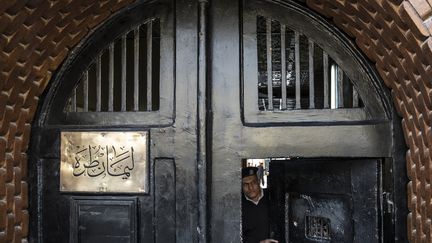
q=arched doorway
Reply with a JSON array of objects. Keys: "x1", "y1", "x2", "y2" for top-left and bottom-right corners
[
  {"x1": 28, "y1": 0, "x2": 407, "y2": 242},
  {"x1": 210, "y1": 0, "x2": 406, "y2": 242}
]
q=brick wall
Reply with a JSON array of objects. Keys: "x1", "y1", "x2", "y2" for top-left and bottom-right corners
[
  {"x1": 0, "y1": 1, "x2": 134, "y2": 242},
  {"x1": 306, "y1": 1, "x2": 432, "y2": 241},
  {"x1": 0, "y1": 0, "x2": 431, "y2": 242}
]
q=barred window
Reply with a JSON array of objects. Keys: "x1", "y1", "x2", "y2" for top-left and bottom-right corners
[
  {"x1": 256, "y1": 16, "x2": 363, "y2": 111},
  {"x1": 65, "y1": 19, "x2": 160, "y2": 112}
]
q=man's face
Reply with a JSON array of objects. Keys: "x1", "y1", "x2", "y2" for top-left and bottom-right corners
[{"x1": 242, "y1": 175, "x2": 261, "y2": 201}]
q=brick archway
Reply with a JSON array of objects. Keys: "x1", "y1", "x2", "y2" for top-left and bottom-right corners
[
  {"x1": 0, "y1": 0, "x2": 430, "y2": 242},
  {"x1": 306, "y1": 1, "x2": 432, "y2": 242}
]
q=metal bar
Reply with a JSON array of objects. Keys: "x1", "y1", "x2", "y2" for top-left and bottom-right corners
[
  {"x1": 309, "y1": 40, "x2": 315, "y2": 109},
  {"x1": 285, "y1": 193, "x2": 290, "y2": 242},
  {"x1": 353, "y1": 86, "x2": 359, "y2": 108},
  {"x1": 198, "y1": 1, "x2": 208, "y2": 242},
  {"x1": 337, "y1": 65, "x2": 344, "y2": 108},
  {"x1": 281, "y1": 24, "x2": 287, "y2": 110},
  {"x1": 121, "y1": 35, "x2": 127, "y2": 111},
  {"x1": 134, "y1": 27, "x2": 140, "y2": 111},
  {"x1": 108, "y1": 43, "x2": 114, "y2": 111},
  {"x1": 71, "y1": 89, "x2": 76, "y2": 112},
  {"x1": 323, "y1": 52, "x2": 329, "y2": 108},
  {"x1": 146, "y1": 21, "x2": 153, "y2": 111},
  {"x1": 96, "y1": 54, "x2": 102, "y2": 111},
  {"x1": 295, "y1": 31, "x2": 300, "y2": 109},
  {"x1": 266, "y1": 18, "x2": 273, "y2": 110},
  {"x1": 83, "y1": 70, "x2": 88, "y2": 112}
]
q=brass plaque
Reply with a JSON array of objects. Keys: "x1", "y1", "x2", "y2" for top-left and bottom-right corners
[{"x1": 60, "y1": 131, "x2": 149, "y2": 193}]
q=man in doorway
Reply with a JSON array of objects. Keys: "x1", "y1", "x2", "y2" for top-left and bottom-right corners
[{"x1": 242, "y1": 167, "x2": 278, "y2": 243}]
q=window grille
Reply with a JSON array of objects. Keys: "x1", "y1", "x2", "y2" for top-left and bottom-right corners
[
  {"x1": 66, "y1": 19, "x2": 160, "y2": 112},
  {"x1": 256, "y1": 16, "x2": 363, "y2": 111}
]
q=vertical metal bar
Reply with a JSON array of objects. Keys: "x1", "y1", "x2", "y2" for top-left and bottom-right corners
[
  {"x1": 353, "y1": 87, "x2": 359, "y2": 107},
  {"x1": 281, "y1": 24, "x2": 287, "y2": 110},
  {"x1": 295, "y1": 31, "x2": 301, "y2": 109},
  {"x1": 83, "y1": 70, "x2": 88, "y2": 112},
  {"x1": 198, "y1": 1, "x2": 208, "y2": 242},
  {"x1": 108, "y1": 43, "x2": 114, "y2": 111},
  {"x1": 71, "y1": 89, "x2": 77, "y2": 112},
  {"x1": 134, "y1": 27, "x2": 140, "y2": 111},
  {"x1": 121, "y1": 35, "x2": 127, "y2": 111},
  {"x1": 323, "y1": 52, "x2": 329, "y2": 108},
  {"x1": 96, "y1": 54, "x2": 102, "y2": 111},
  {"x1": 266, "y1": 18, "x2": 273, "y2": 110},
  {"x1": 309, "y1": 40, "x2": 314, "y2": 109},
  {"x1": 285, "y1": 193, "x2": 290, "y2": 242},
  {"x1": 337, "y1": 66, "x2": 344, "y2": 108},
  {"x1": 146, "y1": 21, "x2": 153, "y2": 111}
]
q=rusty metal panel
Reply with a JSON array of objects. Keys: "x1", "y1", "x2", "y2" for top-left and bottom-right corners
[{"x1": 60, "y1": 131, "x2": 149, "y2": 193}]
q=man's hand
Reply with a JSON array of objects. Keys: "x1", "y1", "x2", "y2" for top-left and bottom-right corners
[{"x1": 259, "y1": 239, "x2": 278, "y2": 243}]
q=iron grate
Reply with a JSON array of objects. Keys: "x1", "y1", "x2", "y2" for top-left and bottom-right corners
[{"x1": 305, "y1": 215, "x2": 331, "y2": 241}]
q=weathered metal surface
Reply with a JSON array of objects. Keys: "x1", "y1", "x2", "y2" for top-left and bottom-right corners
[
  {"x1": 70, "y1": 197, "x2": 137, "y2": 243},
  {"x1": 19, "y1": 1, "x2": 409, "y2": 243},
  {"x1": 269, "y1": 158, "x2": 379, "y2": 242},
  {"x1": 154, "y1": 158, "x2": 176, "y2": 243},
  {"x1": 197, "y1": 0, "x2": 209, "y2": 242},
  {"x1": 60, "y1": 131, "x2": 149, "y2": 193},
  {"x1": 29, "y1": 1, "x2": 198, "y2": 243},
  {"x1": 209, "y1": 1, "x2": 403, "y2": 242},
  {"x1": 2, "y1": 0, "x2": 431, "y2": 241}
]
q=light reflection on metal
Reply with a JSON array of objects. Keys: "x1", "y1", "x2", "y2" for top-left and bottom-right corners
[{"x1": 60, "y1": 131, "x2": 148, "y2": 193}]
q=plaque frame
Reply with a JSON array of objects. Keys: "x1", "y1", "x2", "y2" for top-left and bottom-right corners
[{"x1": 60, "y1": 131, "x2": 149, "y2": 193}]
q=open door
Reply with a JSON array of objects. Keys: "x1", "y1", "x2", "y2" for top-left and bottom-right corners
[
  {"x1": 209, "y1": 0, "x2": 395, "y2": 242},
  {"x1": 268, "y1": 158, "x2": 381, "y2": 242}
]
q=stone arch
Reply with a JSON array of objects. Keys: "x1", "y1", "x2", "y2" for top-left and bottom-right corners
[{"x1": 0, "y1": 0, "x2": 431, "y2": 242}]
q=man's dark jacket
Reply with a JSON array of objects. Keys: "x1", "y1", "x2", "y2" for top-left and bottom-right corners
[{"x1": 242, "y1": 189, "x2": 270, "y2": 243}]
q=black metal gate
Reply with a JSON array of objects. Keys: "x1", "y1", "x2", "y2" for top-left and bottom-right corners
[
  {"x1": 29, "y1": 0, "x2": 407, "y2": 242},
  {"x1": 30, "y1": 1, "x2": 200, "y2": 242},
  {"x1": 269, "y1": 158, "x2": 382, "y2": 242}
]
